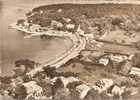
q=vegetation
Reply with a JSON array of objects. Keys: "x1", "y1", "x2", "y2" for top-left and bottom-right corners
[
  {"x1": 17, "y1": 19, "x2": 25, "y2": 25},
  {"x1": 132, "y1": 53, "x2": 140, "y2": 68},
  {"x1": 1, "y1": 3, "x2": 140, "y2": 100},
  {"x1": 25, "y1": 4, "x2": 140, "y2": 39},
  {"x1": 13, "y1": 84, "x2": 27, "y2": 99}
]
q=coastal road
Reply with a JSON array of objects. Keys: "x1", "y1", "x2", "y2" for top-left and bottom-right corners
[
  {"x1": 23, "y1": 31, "x2": 87, "y2": 76},
  {"x1": 11, "y1": 24, "x2": 86, "y2": 76},
  {"x1": 51, "y1": 34, "x2": 86, "y2": 68}
]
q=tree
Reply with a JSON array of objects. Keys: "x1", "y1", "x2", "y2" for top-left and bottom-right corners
[
  {"x1": 134, "y1": 41, "x2": 140, "y2": 50},
  {"x1": 112, "y1": 17, "x2": 123, "y2": 26},
  {"x1": 14, "y1": 59, "x2": 36, "y2": 74},
  {"x1": 0, "y1": 76, "x2": 12, "y2": 84},
  {"x1": 132, "y1": 53, "x2": 140, "y2": 68},
  {"x1": 17, "y1": 19, "x2": 25, "y2": 25},
  {"x1": 13, "y1": 84, "x2": 27, "y2": 99}
]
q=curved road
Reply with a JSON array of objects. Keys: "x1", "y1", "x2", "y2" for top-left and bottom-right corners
[
  {"x1": 28, "y1": 34, "x2": 86, "y2": 76},
  {"x1": 11, "y1": 25, "x2": 87, "y2": 76}
]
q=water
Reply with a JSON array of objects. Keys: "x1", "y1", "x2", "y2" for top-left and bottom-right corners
[
  {"x1": 0, "y1": 0, "x2": 72, "y2": 76},
  {"x1": 1, "y1": 0, "x2": 139, "y2": 76}
]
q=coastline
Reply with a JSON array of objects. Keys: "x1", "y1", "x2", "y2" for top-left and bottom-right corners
[
  {"x1": 1, "y1": 2, "x2": 140, "y2": 100},
  {"x1": 10, "y1": 23, "x2": 86, "y2": 76}
]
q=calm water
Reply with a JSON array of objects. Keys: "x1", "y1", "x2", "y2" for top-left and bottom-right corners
[
  {"x1": 0, "y1": 0, "x2": 72, "y2": 76},
  {"x1": 1, "y1": 0, "x2": 139, "y2": 76}
]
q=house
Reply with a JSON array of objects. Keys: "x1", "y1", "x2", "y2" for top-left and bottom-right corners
[
  {"x1": 57, "y1": 9, "x2": 62, "y2": 13},
  {"x1": 51, "y1": 20, "x2": 63, "y2": 29},
  {"x1": 40, "y1": 10, "x2": 43, "y2": 14},
  {"x1": 63, "y1": 17, "x2": 71, "y2": 23},
  {"x1": 30, "y1": 24, "x2": 41, "y2": 32},
  {"x1": 130, "y1": 67, "x2": 140, "y2": 77},
  {"x1": 66, "y1": 24, "x2": 75, "y2": 30}
]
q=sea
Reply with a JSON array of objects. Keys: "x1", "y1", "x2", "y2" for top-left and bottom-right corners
[{"x1": 0, "y1": 0, "x2": 72, "y2": 76}]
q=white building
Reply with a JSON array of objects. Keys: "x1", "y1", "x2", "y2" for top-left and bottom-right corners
[
  {"x1": 57, "y1": 9, "x2": 63, "y2": 13},
  {"x1": 66, "y1": 24, "x2": 75, "y2": 30},
  {"x1": 76, "y1": 84, "x2": 91, "y2": 99},
  {"x1": 30, "y1": 24, "x2": 41, "y2": 32},
  {"x1": 63, "y1": 17, "x2": 71, "y2": 23},
  {"x1": 51, "y1": 20, "x2": 63, "y2": 29},
  {"x1": 23, "y1": 81, "x2": 43, "y2": 94}
]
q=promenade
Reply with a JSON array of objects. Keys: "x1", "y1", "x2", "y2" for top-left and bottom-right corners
[{"x1": 11, "y1": 24, "x2": 87, "y2": 76}]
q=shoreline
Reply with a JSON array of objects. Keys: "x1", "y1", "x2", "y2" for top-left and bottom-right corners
[
  {"x1": 10, "y1": 23, "x2": 86, "y2": 76},
  {"x1": 1, "y1": 2, "x2": 140, "y2": 100}
]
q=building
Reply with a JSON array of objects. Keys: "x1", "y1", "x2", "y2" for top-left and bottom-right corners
[
  {"x1": 66, "y1": 24, "x2": 75, "y2": 30},
  {"x1": 51, "y1": 20, "x2": 63, "y2": 29},
  {"x1": 30, "y1": 24, "x2": 41, "y2": 32}
]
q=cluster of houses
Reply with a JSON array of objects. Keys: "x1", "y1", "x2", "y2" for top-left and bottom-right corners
[
  {"x1": 80, "y1": 50, "x2": 140, "y2": 77},
  {"x1": 50, "y1": 18, "x2": 76, "y2": 33},
  {"x1": 1, "y1": 61, "x2": 139, "y2": 100},
  {"x1": 16, "y1": 16, "x2": 76, "y2": 34}
]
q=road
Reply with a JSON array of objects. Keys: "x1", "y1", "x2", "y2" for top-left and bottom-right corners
[
  {"x1": 11, "y1": 25, "x2": 87, "y2": 76},
  {"x1": 28, "y1": 34, "x2": 86, "y2": 76}
]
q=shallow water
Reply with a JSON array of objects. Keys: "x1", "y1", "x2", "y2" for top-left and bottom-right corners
[{"x1": 0, "y1": 0, "x2": 72, "y2": 76}]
